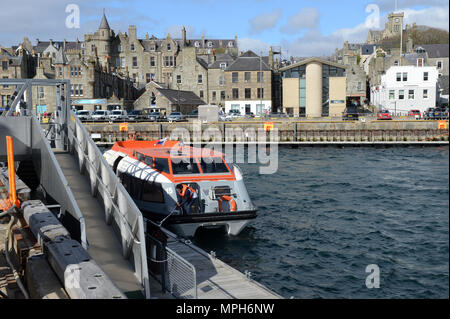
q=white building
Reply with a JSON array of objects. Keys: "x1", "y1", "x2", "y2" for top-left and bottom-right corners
[{"x1": 370, "y1": 65, "x2": 439, "y2": 114}]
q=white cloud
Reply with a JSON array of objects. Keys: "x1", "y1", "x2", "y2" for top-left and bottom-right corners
[
  {"x1": 249, "y1": 8, "x2": 282, "y2": 35},
  {"x1": 280, "y1": 8, "x2": 319, "y2": 34},
  {"x1": 403, "y1": 6, "x2": 449, "y2": 30}
]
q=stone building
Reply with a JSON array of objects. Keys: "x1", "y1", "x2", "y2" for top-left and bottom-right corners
[
  {"x1": 224, "y1": 51, "x2": 272, "y2": 116},
  {"x1": 84, "y1": 14, "x2": 239, "y2": 89},
  {"x1": 133, "y1": 80, "x2": 204, "y2": 114},
  {"x1": 207, "y1": 53, "x2": 235, "y2": 108},
  {"x1": 366, "y1": 12, "x2": 404, "y2": 44},
  {"x1": 0, "y1": 46, "x2": 35, "y2": 108},
  {"x1": 414, "y1": 44, "x2": 449, "y2": 77},
  {"x1": 31, "y1": 48, "x2": 137, "y2": 114}
]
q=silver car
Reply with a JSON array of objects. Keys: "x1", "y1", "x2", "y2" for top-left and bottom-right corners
[{"x1": 167, "y1": 112, "x2": 184, "y2": 122}]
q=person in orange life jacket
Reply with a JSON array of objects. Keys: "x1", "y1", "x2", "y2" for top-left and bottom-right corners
[{"x1": 176, "y1": 184, "x2": 198, "y2": 215}]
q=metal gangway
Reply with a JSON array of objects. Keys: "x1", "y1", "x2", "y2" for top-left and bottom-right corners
[{"x1": 0, "y1": 79, "x2": 150, "y2": 298}]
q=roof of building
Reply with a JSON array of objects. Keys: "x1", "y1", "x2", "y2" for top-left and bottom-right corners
[
  {"x1": 438, "y1": 75, "x2": 449, "y2": 95},
  {"x1": 361, "y1": 44, "x2": 378, "y2": 55},
  {"x1": 54, "y1": 48, "x2": 68, "y2": 64},
  {"x1": 99, "y1": 13, "x2": 111, "y2": 30},
  {"x1": 34, "y1": 41, "x2": 83, "y2": 54},
  {"x1": 208, "y1": 53, "x2": 235, "y2": 69},
  {"x1": 226, "y1": 50, "x2": 270, "y2": 71},
  {"x1": 415, "y1": 44, "x2": 449, "y2": 58},
  {"x1": 196, "y1": 58, "x2": 208, "y2": 70},
  {"x1": 279, "y1": 57, "x2": 346, "y2": 72},
  {"x1": 402, "y1": 52, "x2": 428, "y2": 65},
  {"x1": 156, "y1": 88, "x2": 205, "y2": 106}
]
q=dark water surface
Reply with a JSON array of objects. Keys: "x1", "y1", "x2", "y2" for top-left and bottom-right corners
[{"x1": 192, "y1": 146, "x2": 449, "y2": 298}]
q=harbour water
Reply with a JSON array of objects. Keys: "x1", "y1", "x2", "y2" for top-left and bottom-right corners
[{"x1": 193, "y1": 146, "x2": 449, "y2": 298}]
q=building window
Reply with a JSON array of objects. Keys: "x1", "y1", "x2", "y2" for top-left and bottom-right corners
[
  {"x1": 423, "y1": 89, "x2": 428, "y2": 99},
  {"x1": 38, "y1": 87, "x2": 44, "y2": 99},
  {"x1": 177, "y1": 74, "x2": 181, "y2": 84},
  {"x1": 417, "y1": 58, "x2": 423, "y2": 67},
  {"x1": 228, "y1": 41, "x2": 234, "y2": 48},
  {"x1": 2, "y1": 76, "x2": 8, "y2": 88},
  {"x1": 396, "y1": 72, "x2": 401, "y2": 81},
  {"x1": 232, "y1": 88, "x2": 239, "y2": 99},
  {"x1": 167, "y1": 43, "x2": 171, "y2": 51},
  {"x1": 2, "y1": 61, "x2": 8, "y2": 71},
  {"x1": 207, "y1": 41, "x2": 213, "y2": 48},
  {"x1": 146, "y1": 73, "x2": 151, "y2": 83},
  {"x1": 131, "y1": 43, "x2": 135, "y2": 51},
  {"x1": 245, "y1": 88, "x2": 251, "y2": 99},
  {"x1": 150, "y1": 56, "x2": 155, "y2": 67},
  {"x1": 220, "y1": 91, "x2": 225, "y2": 101},
  {"x1": 437, "y1": 61, "x2": 443, "y2": 69},
  {"x1": 70, "y1": 85, "x2": 74, "y2": 96},
  {"x1": 244, "y1": 72, "x2": 251, "y2": 82},
  {"x1": 150, "y1": 45, "x2": 155, "y2": 51},
  {"x1": 257, "y1": 88, "x2": 264, "y2": 99},
  {"x1": 198, "y1": 74, "x2": 203, "y2": 84},
  {"x1": 219, "y1": 75, "x2": 225, "y2": 86},
  {"x1": 118, "y1": 45, "x2": 122, "y2": 52},
  {"x1": 408, "y1": 89, "x2": 414, "y2": 99},
  {"x1": 257, "y1": 72, "x2": 263, "y2": 83},
  {"x1": 91, "y1": 44, "x2": 95, "y2": 52},
  {"x1": 70, "y1": 66, "x2": 74, "y2": 77},
  {"x1": 394, "y1": 60, "x2": 399, "y2": 66},
  {"x1": 79, "y1": 85, "x2": 83, "y2": 96},
  {"x1": 212, "y1": 91, "x2": 216, "y2": 101},
  {"x1": 58, "y1": 67, "x2": 62, "y2": 76},
  {"x1": 132, "y1": 57, "x2": 138, "y2": 67},
  {"x1": 232, "y1": 72, "x2": 238, "y2": 83},
  {"x1": 121, "y1": 57, "x2": 125, "y2": 67},
  {"x1": 199, "y1": 90, "x2": 204, "y2": 98},
  {"x1": 424, "y1": 72, "x2": 428, "y2": 81},
  {"x1": 403, "y1": 72, "x2": 408, "y2": 81},
  {"x1": 399, "y1": 90, "x2": 404, "y2": 100},
  {"x1": 389, "y1": 90, "x2": 395, "y2": 100},
  {"x1": 357, "y1": 82, "x2": 362, "y2": 91},
  {"x1": 220, "y1": 63, "x2": 227, "y2": 71},
  {"x1": 194, "y1": 41, "x2": 200, "y2": 48}
]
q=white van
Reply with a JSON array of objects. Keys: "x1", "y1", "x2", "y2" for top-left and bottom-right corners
[
  {"x1": 109, "y1": 109, "x2": 128, "y2": 121},
  {"x1": 91, "y1": 110, "x2": 111, "y2": 121},
  {"x1": 76, "y1": 110, "x2": 93, "y2": 121}
]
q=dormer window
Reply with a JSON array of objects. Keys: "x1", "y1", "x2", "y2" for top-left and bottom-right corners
[
  {"x1": 228, "y1": 42, "x2": 234, "y2": 48},
  {"x1": 195, "y1": 41, "x2": 200, "y2": 48},
  {"x1": 150, "y1": 44, "x2": 155, "y2": 51},
  {"x1": 167, "y1": 43, "x2": 171, "y2": 51},
  {"x1": 207, "y1": 41, "x2": 213, "y2": 48},
  {"x1": 220, "y1": 62, "x2": 227, "y2": 71}
]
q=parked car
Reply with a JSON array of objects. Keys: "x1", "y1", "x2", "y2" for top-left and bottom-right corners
[
  {"x1": 109, "y1": 109, "x2": 128, "y2": 121},
  {"x1": 245, "y1": 111, "x2": 255, "y2": 118},
  {"x1": 226, "y1": 109, "x2": 241, "y2": 121},
  {"x1": 186, "y1": 110, "x2": 198, "y2": 119},
  {"x1": 76, "y1": 110, "x2": 93, "y2": 121},
  {"x1": 167, "y1": 112, "x2": 185, "y2": 122},
  {"x1": 424, "y1": 107, "x2": 436, "y2": 120},
  {"x1": 342, "y1": 107, "x2": 359, "y2": 120},
  {"x1": 91, "y1": 110, "x2": 111, "y2": 121},
  {"x1": 433, "y1": 107, "x2": 449, "y2": 120},
  {"x1": 148, "y1": 111, "x2": 164, "y2": 122},
  {"x1": 408, "y1": 109, "x2": 422, "y2": 119},
  {"x1": 377, "y1": 110, "x2": 392, "y2": 120},
  {"x1": 127, "y1": 110, "x2": 144, "y2": 121}
]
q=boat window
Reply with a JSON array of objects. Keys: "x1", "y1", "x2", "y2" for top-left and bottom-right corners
[
  {"x1": 171, "y1": 158, "x2": 200, "y2": 175},
  {"x1": 136, "y1": 152, "x2": 144, "y2": 161},
  {"x1": 144, "y1": 156, "x2": 153, "y2": 167},
  {"x1": 129, "y1": 175, "x2": 142, "y2": 198},
  {"x1": 141, "y1": 182, "x2": 165, "y2": 203},
  {"x1": 199, "y1": 157, "x2": 230, "y2": 174},
  {"x1": 154, "y1": 157, "x2": 170, "y2": 174}
]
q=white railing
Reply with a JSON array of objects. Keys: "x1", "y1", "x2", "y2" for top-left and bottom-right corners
[{"x1": 67, "y1": 111, "x2": 150, "y2": 298}]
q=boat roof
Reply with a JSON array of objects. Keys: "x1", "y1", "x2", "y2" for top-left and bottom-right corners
[{"x1": 112, "y1": 140, "x2": 226, "y2": 159}]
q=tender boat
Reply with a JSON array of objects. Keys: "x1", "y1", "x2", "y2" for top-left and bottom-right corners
[{"x1": 104, "y1": 140, "x2": 257, "y2": 237}]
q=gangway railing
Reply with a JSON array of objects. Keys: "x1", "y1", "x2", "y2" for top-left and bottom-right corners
[{"x1": 67, "y1": 111, "x2": 150, "y2": 298}]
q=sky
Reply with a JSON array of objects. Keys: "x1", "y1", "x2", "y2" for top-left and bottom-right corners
[{"x1": 0, "y1": 0, "x2": 448, "y2": 57}]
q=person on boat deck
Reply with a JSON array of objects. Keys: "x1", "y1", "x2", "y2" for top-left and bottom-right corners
[{"x1": 176, "y1": 184, "x2": 198, "y2": 214}]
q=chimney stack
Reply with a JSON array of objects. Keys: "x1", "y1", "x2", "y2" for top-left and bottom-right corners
[{"x1": 182, "y1": 26, "x2": 186, "y2": 46}]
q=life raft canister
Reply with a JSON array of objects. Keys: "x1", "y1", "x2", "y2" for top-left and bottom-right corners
[{"x1": 218, "y1": 195, "x2": 237, "y2": 212}]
